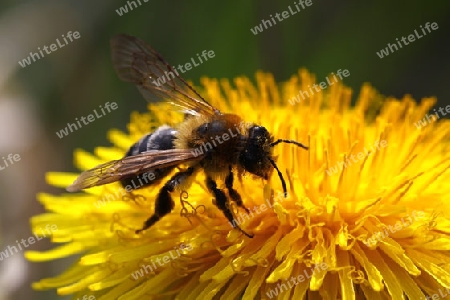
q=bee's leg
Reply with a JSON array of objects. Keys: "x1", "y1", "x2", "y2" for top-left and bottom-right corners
[
  {"x1": 206, "y1": 176, "x2": 254, "y2": 238},
  {"x1": 225, "y1": 166, "x2": 250, "y2": 213},
  {"x1": 135, "y1": 167, "x2": 195, "y2": 234}
]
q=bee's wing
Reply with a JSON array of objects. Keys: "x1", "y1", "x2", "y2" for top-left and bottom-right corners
[
  {"x1": 111, "y1": 34, "x2": 220, "y2": 117},
  {"x1": 66, "y1": 149, "x2": 205, "y2": 192}
]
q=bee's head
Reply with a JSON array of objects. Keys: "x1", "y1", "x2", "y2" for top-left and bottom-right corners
[
  {"x1": 239, "y1": 126, "x2": 274, "y2": 179},
  {"x1": 239, "y1": 125, "x2": 309, "y2": 196}
]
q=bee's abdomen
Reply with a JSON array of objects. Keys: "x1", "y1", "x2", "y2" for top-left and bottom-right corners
[
  {"x1": 121, "y1": 125, "x2": 177, "y2": 189},
  {"x1": 125, "y1": 125, "x2": 177, "y2": 156}
]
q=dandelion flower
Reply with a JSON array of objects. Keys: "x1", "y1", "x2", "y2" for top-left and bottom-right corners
[{"x1": 27, "y1": 69, "x2": 450, "y2": 299}]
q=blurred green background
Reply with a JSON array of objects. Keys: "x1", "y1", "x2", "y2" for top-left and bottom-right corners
[{"x1": 0, "y1": 0, "x2": 449, "y2": 299}]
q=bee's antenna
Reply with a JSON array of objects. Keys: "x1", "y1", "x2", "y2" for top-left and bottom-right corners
[
  {"x1": 270, "y1": 139, "x2": 309, "y2": 150},
  {"x1": 266, "y1": 156, "x2": 287, "y2": 197},
  {"x1": 267, "y1": 139, "x2": 308, "y2": 198}
]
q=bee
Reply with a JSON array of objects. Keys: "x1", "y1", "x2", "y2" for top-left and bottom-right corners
[{"x1": 67, "y1": 34, "x2": 308, "y2": 238}]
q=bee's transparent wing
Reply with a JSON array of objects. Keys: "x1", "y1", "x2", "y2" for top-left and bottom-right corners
[
  {"x1": 111, "y1": 34, "x2": 220, "y2": 117},
  {"x1": 66, "y1": 149, "x2": 204, "y2": 192}
]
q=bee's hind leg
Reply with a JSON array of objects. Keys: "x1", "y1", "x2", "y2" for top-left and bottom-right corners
[
  {"x1": 225, "y1": 166, "x2": 250, "y2": 213},
  {"x1": 135, "y1": 167, "x2": 195, "y2": 234},
  {"x1": 206, "y1": 176, "x2": 254, "y2": 238}
]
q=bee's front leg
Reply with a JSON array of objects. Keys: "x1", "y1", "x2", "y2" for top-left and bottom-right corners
[
  {"x1": 225, "y1": 166, "x2": 250, "y2": 214},
  {"x1": 206, "y1": 176, "x2": 253, "y2": 238}
]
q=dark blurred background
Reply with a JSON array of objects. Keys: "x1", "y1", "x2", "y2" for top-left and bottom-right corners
[{"x1": 0, "y1": 0, "x2": 449, "y2": 299}]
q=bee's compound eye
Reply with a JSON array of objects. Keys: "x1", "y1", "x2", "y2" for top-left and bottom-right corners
[{"x1": 196, "y1": 123, "x2": 209, "y2": 136}]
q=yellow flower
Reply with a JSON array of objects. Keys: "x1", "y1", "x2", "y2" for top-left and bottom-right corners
[{"x1": 27, "y1": 69, "x2": 450, "y2": 299}]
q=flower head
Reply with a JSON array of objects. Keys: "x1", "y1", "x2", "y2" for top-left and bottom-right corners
[{"x1": 27, "y1": 69, "x2": 450, "y2": 299}]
